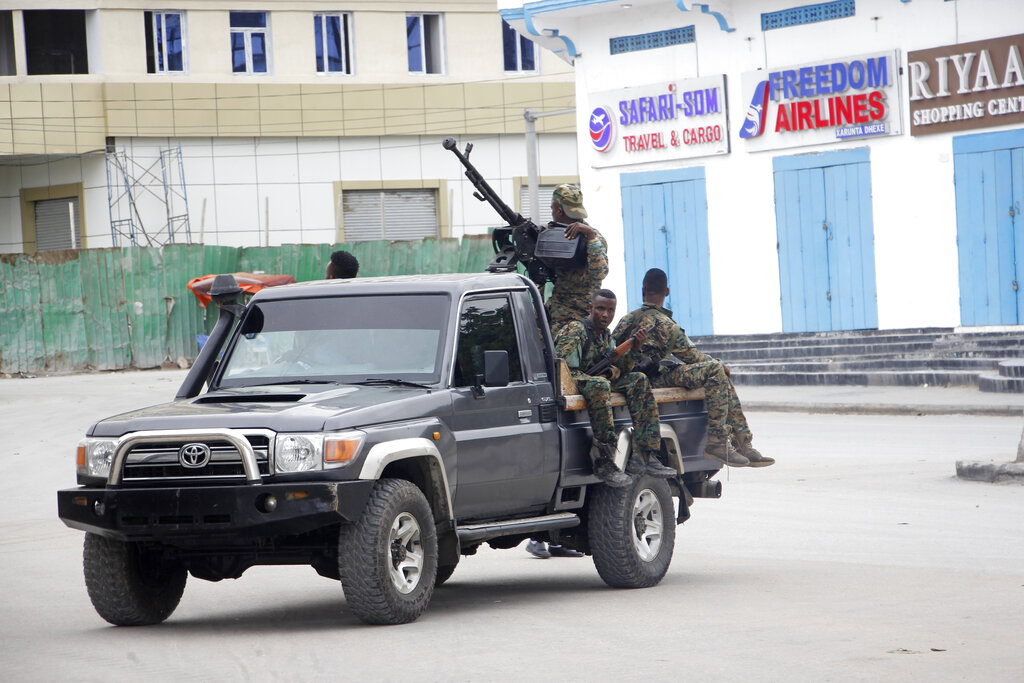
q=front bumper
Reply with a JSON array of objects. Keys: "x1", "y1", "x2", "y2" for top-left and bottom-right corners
[{"x1": 57, "y1": 480, "x2": 375, "y2": 542}]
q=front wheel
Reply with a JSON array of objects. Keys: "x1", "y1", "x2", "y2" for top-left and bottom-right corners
[
  {"x1": 83, "y1": 533, "x2": 187, "y2": 626},
  {"x1": 588, "y1": 476, "x2": 675, "y2": 588},
  {"x1": 338, "y1": 478, "x2": 438, "y2": 624}
]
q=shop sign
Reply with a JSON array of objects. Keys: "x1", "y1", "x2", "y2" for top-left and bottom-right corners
[
  {"x1": 587, "y1": 75, "x2": 729, "y2": 168},
  {"x1": 908, "y1": 33, "x2": 1024, "y2": 136},
  {"x1": 738, "y1": 50, "x2": 903, "y2": 151}
]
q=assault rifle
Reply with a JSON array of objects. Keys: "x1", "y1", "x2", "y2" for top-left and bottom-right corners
[
  {"x1": 442, "y1": 137, "x2": 586, "y2": 288},
  {"x1": 585, "y1": 334, "x2": 640, "y2": 378}
]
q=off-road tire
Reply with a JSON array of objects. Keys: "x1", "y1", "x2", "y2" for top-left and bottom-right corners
[
  {"x1": 588, "y1": 476, "x2": 675, "y2": 588},
  {"x1": 338, "y1": 478, "x2": 438, "y2": 624},
  {"x1": 434, "y1": 562, "x2": 457, "y2": 587},
  {"x1": 83, "y1": 533, "x2": 187, "y2": 626}
]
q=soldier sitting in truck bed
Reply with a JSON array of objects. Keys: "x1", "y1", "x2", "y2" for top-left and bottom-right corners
[
  {"x1": 613, "y1": 268, "x2": 774, "y2": 468},
  {"x1": 555, "y1": 288, "x2": 677, "y2": 487}
]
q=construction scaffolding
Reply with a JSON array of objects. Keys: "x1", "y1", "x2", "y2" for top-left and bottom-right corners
[{"x1": 106, "y1": 141, "x2": 192, "y2": 246}]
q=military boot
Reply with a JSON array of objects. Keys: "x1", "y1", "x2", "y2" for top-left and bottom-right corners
[
  {"x1": 732, "y1": 434, "x2": 775, "y2": 467},
  {"x1": 625, "y1": 454, "x2": 647, "y2": 476},
  {"x1": 703, "y1": 433, "x2": 749, "y2": 467},
  {"x1": 591, "y1": 440, "x2": 632, "y2": 488},
  {"x1": 642, "y1": 448, "x2": 677, "y2": 478}
]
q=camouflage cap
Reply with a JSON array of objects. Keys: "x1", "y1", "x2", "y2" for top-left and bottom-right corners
[{"x1": 552, "y1": 184, "x2": 588, "y2": 220}]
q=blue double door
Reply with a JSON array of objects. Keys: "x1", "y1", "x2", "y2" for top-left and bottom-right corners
[
  {"x1": 773, "y1": 149, "x2": 879, "y2": 332},
  {"x1": 953, "y1": 130, "x2": 1024, "y2": 326},
  {"x1": 620, "y1": 168, "x2": 714, "y2": 336}
]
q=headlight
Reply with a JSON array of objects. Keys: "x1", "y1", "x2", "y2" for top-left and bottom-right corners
[
  {"x1": 276, "y1": 435, "x2": 323, "y2": 473},
  {"x1": 274, "y1": 431, "x2": 364, "y2": 473},
  {"x1": 77, "y1": 438, "x2": 117, "y2": 478}
]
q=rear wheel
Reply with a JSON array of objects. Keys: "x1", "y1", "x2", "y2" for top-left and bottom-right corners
[
  {"x1": 83, "y1": 533, "x2": 187, "y2": 626},
  {"x1": 588, "y1": 476, "x2": 675, "y2": 588},
  {"x1": 338, "y1": 479, "x2": 438, "y2": 624}
]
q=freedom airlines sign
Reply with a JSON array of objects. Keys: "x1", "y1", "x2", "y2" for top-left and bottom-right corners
[
  {"x1": 738, "y1": 50, "x2": 903, "y2": 151},
  {"x1": 587, "y1": 75, "x2": 729, "y2": 168}
]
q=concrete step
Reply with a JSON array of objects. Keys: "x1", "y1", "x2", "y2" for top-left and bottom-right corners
[
  {"x1": 731, "y1": 369, "x2": 981, "y2": 387},
  {"x1": 998, "y1": 360, "x2": 1024, "y2": 378},
  {"x1": 730, "y1": 357, "x2": 1001, "y2": 373},
  {"x1": 978, "y1": 372, "x2": 1024, "y2": 393},
  {"x1": 711, "y1": 340, "x2": 938, "y2": 362},
  {"x1": 690, "y1": 326, "x2": 952, "y2": 344}
]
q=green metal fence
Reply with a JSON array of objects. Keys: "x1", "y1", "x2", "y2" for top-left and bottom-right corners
[{"x1": 0, "y1": 237, "x2": 495, "y2": 375}]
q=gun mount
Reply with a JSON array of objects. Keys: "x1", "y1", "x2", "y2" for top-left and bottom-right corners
[{"x1": 443, "y1": 137, "x2": 585, "y2": 288}]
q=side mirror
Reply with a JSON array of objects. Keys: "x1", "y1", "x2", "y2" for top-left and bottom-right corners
[{"x1": 472, "y1": 350, "x2": 510, "y2": 398}]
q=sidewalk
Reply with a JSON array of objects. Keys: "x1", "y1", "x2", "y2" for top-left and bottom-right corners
[
  {"x1": 737, "y1": 383, "x2": 1024, "y2": 483},
  {"x1": 738, "y1": 383, "x2": 1024, "y2": 417}
]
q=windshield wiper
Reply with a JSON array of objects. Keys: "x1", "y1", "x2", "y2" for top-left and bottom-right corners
[
  {"x1": 248, "y1": 379, "x2": 339, "y2": 386},
  {"x1": 354, "y1": 378, "x2": 431, "y2": 389}
]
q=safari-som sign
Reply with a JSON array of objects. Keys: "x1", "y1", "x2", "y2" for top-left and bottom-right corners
[{"x1": 588, "y1": 75, "x2": 730, "y2": 167}]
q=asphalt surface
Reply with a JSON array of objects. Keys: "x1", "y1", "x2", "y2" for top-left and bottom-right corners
[{"x1": 1, "y1": 370, "x2": 1022, "y2": 681}]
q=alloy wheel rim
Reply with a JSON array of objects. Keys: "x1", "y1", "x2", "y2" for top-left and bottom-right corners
[
  {"x1": 631, "y1": 488, "x2": 663, "y2": 562},
  {"x1": 388, "y1": 512, "x2": 423, "y2": 594}
]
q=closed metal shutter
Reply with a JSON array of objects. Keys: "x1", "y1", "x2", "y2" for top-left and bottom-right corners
[
  {"x1": 518, "y1": 184, "x2": 558, "y2": 225},
  {"x1": 34, "y1": 197, "x2": 81, "y2": 251},
  {"x1": 342, "y1": 189, "x2": 438, "y2": 242}
]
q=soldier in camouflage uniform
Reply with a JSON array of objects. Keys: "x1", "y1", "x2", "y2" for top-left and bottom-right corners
[
  {"x1": 544, "y1": 184, "x2": 609, "y2": 335},
  {"x1": 555, "y1": 289, "x2": 676, "y2": 486},
  {"x1": 613, "y1": 268, "x2": 774, "y2": 468}
]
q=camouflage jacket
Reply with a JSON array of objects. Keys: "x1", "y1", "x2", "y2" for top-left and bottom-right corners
[
  {"x1": 612, "y1": 303, "x2": 712, "y2": 366},
  {"x1": 545, "y1": 226, "x2": 609, "y2": 323},
  {"x1": 555, "y1": 319, "x2": 640, "y2": 379}
]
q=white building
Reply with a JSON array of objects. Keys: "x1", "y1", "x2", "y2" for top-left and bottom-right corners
[
  {"x1": 501, "y1": 0, "x2": 1024, "y2": 334},
  {"x1": 0, "y1": 1, "x2": 578, "y2": 253}
]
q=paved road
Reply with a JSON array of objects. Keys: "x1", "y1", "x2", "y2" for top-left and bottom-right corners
[{"x1": 1, "y1": 370, "x2": 1022, "y2": 681}]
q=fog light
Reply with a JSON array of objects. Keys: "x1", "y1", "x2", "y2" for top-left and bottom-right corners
[
  {"x1": 258, "y1": 494, "x2": 278, "y2": 513},
  {"x1": 92, "y1": 500, "x2": 105, "y2": 516}
]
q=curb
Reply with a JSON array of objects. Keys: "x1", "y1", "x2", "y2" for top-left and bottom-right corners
[
  {"x1": 744, "y1": 402, "x2": 1024, "y2": 417},
  {"x1": 955, "y1": 460, "x2": 1024, "y2": 483}
]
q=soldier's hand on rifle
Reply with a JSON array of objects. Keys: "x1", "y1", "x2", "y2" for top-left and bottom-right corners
[
  {"x1": 606, "y1": 365, "x2": 621, "y2": 381},
  {"x1": 563, "y1": 222, "x2": 594, "y2": 240},
  {"x1": 632, "y1": 326, "x2": 650, "y2": 349}
]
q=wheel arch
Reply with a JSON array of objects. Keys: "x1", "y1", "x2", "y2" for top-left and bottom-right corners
[{"x1": 358, "y1": 438, "x2": 453, "y2": 526}]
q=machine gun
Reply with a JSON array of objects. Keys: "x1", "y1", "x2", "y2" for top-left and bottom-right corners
[{"x1": 442, "y1": 137, "x2": 586, "y2": 288}]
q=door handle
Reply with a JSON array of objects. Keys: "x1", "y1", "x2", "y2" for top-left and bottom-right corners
[{"x1": 518, "y1": 409, "x2": 532, "y2": 418}]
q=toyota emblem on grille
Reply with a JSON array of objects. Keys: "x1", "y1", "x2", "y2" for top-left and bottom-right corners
[{"x1": 179, "y1": 443, "x2": 212, "y2": 468}]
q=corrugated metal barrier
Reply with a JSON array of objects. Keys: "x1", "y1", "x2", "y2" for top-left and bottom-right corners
[{"x1": 0, "y1": 236, "x2": 495, "y2": 375}]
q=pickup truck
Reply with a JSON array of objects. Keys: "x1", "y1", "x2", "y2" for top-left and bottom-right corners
[{"x1": 57, "y1": 271, "x2": 722, "y2": 625}]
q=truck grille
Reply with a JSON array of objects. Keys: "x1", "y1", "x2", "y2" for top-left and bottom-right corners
[{"x1": 121, "y1": 434, "x2": 271, "y2": 482}]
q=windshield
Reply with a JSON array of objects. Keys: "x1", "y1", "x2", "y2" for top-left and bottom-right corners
[{"x1": 217, "y1": 294, "x2": 450, "y2": 387}]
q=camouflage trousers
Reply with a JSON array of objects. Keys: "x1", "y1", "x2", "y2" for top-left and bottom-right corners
[
  {"x1": 574, "y1": 371, "x2": 661, "y2": 451},
  {"x1": 653, "y1": 360, "x2": 751, "y2": 442}
]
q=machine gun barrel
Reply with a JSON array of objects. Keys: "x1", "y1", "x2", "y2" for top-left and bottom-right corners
[{"x1": 442, "y1": 136, "x2": 525, "y2": 228}]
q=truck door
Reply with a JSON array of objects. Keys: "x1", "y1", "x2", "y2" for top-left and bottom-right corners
[{"x1": 449, "y1": 292, "x2": 558, "y2": 520}]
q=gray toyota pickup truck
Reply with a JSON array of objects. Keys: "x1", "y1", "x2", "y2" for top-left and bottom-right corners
[{"x1": 57, "y1": 271, "x2": 721, "y2": 625}]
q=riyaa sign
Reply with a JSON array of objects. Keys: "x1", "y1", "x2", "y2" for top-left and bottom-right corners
[
  {"x1": 587, "y1": 75, "x2": 729, "y2": 168},
  {"x1": 738, "y1": 50, "x2": 903, "y2": 151},
  {"x1": 908, "y1": 33, "x2": 1024, "y2": 136}
]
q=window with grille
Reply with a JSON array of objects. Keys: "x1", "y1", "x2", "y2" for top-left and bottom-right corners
[
  {"x1": 610, "y1": 26, "x2": 694, "y2": 55},
  {"x1": 34, "y1": 197, "x2": 81, "y2": 251},
  {"x1": 518, "y1": 184, "x2": 559, "y2": 225},
  {"x1": 761, "y1": 1, "x2": 855, "y2": 31},
  {"x1": 342, "y1": 189, "x2": 439, "y2": 242}
]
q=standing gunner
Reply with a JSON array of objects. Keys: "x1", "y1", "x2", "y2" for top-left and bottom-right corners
[{"x1": 545, "y1": 184, "x2": 609, "y2": 335}]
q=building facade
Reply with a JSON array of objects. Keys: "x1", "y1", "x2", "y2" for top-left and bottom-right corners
[
  {"x1": 0, "y1": 1, "x2": 578, "y2": 254},
  {"x1": 501, "y1": 0, "x2": 1024, "y2": 334}
]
